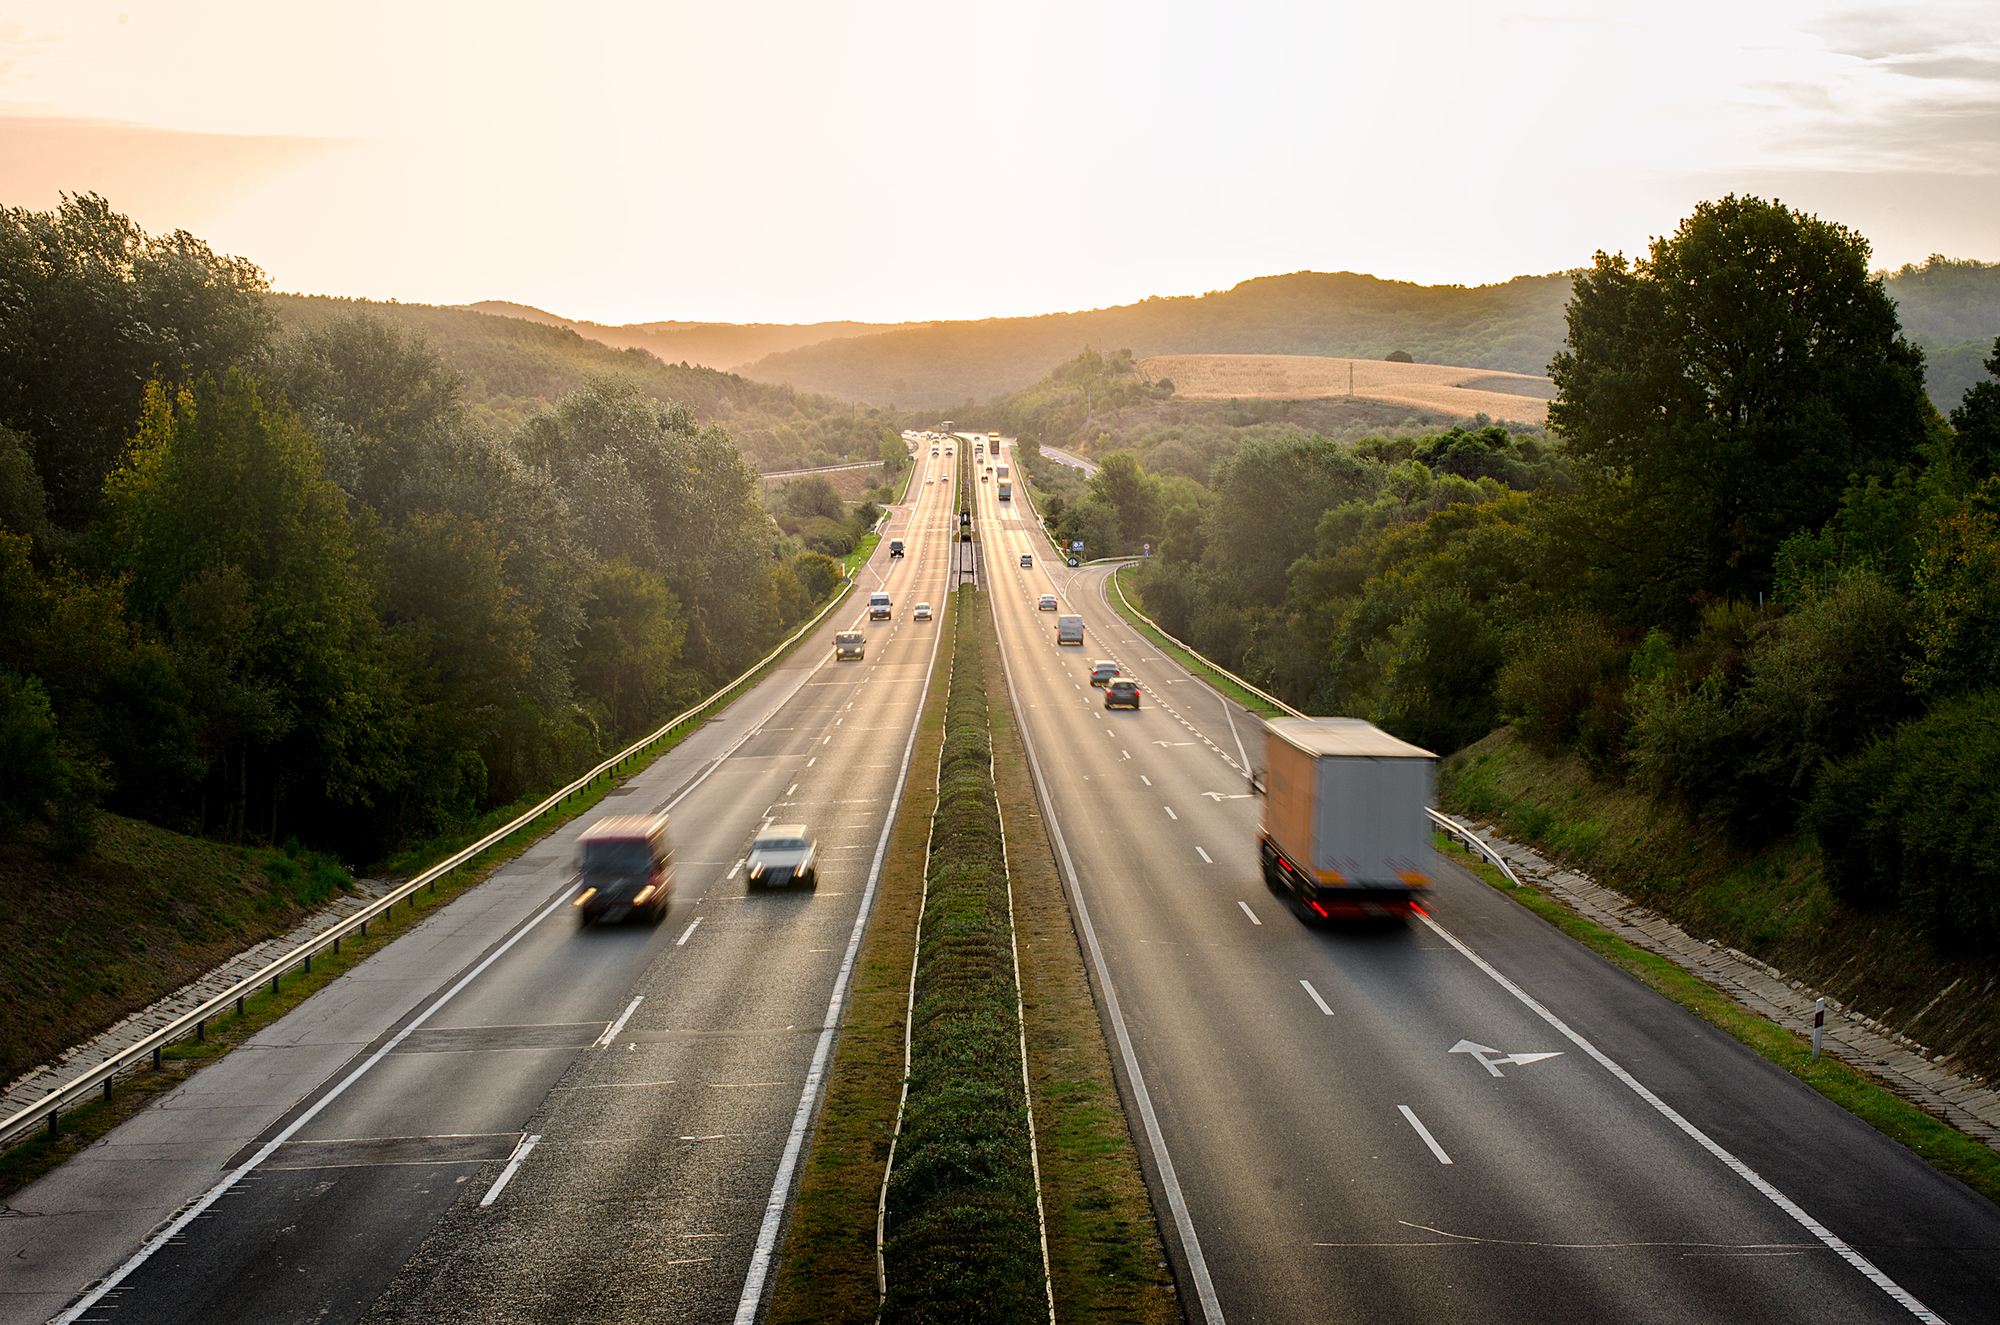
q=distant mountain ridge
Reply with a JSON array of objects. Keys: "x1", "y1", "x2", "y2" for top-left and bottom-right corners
[
  {"x1": 732, "y1": 271, "x2": 1577, "y2": 410},
  {"x1": 458, "y1": 300, "x2": 907, "y2": 373}
]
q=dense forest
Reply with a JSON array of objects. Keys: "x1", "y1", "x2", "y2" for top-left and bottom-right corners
[
  {"x1": 1093, "y1": 197, "x2": 2000, "y2": 954},
  {"x1": 271, "y1": 295, "x2": 902, "y2": 473},
  {"x1": 0, "y1": 195, "x2": 851, "y2": 867}
]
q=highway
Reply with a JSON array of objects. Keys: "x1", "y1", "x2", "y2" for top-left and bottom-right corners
[
  {"x1": 17, "y1": 445, "x2": 960, "y2": 1325},
  {"x1": 972, "y1": 440, "x2": 2000, "y2": 1324}
]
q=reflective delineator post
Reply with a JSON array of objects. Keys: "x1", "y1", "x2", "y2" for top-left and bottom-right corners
[{"x1": 1812, "y1": 996, "x2": 1825, "y2": 1060}]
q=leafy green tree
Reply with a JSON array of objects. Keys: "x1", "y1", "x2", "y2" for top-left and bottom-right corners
[
  {"x1": 1201, "y1": 435, "x2": 1379, "y2": 606},
  {"x1": 571, "y1": 558, "x2": 687, "y2": 737},
  {"x1": 1087, "y1": 451, "x2": 1161, "y2": 550},
  {"x1": 1549, "y1": 196, "x2": 1932, "y2": 623},
  {"x1": 1909, "y1": 480, "x2": 2000, "y2": 699},
  {"x1": 1948, "y1": 336, "x2": 2000, "y2": 480},
  {"x1": 0, "y1": 194, "x2": 275, "y2": 526}
]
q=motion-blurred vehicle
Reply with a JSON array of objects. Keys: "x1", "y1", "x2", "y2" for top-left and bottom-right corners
[
  {"x1": 869, "y1": 592, "x2": 892, "y2": 620},
  {"x1": 1038, "y1": 593, "x2": 1058, "y2": 611},
  {"x1": 747, "y1": 824, "x2": 817, "y2": 891},
  {"x1": 998, "y1": 480, "x2": 1011, "y2": 500},
  {"x1": 835, "y1": 631, "x2": 865, "y2": 660},
  {"x1": 1105, "y1": 679, "x2": 1141, "y2": 709},
  {"x1": 1089, "y1": 660, "x2": 1120, "y2": 686},
  {"x1": 1257, "y1": 718, "x2": 1435, "y2": 924},
  {"x1": 572, "y1": 815, "x2": 671, "y2": 923},
  {"x1": 913, "y1": 602, "x2": 932, "y2": 620},
  {"x1": 1057, "y1": 614, "x2": 1084, "y2": 645}
]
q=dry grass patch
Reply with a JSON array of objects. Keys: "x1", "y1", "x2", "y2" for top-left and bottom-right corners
[{"x1": 1141, "y1": 352, "x2": 1551, "y2": 424}]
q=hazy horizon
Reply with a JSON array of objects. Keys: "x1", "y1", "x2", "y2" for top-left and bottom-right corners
[{"x1": 3, "y1": 0, "x2": 1997, "y2": 326}]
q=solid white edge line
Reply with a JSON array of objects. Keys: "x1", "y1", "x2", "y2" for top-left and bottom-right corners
[
  {"x1": 676, "y1": 917, "x2": 704, "y2": 947},
  {"x1": 731, "y1": 567, "x2": 943, "y2": 1325},
  {"x1": 1415, "y1": 912, "x2": 1944, "y2": 1324},
  {"x1": 54, "y1": 887, "x2": 578, "y2": 1324},
  {"x1": 478, "y1": 1133, "x2": 542, "y2": 1206},
  {"x1": 988, "y1": 569, "x2": 1228, "y2": 1325},
  {"x1": 594, "y1": 996, "x2": 644, "y2": 1048},
  {"x1": 1299, "y1": 979, "x2": 1335, "y2": 1016},
  {"x1": 1236, "y1": 900, "x2": 1262, "y2": 926},
  {"x1": 1397, "y1": 1106, "x2": 1453, "y2": 1165}
]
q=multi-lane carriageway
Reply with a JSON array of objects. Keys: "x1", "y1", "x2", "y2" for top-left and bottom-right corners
[{"x1": 9, "y1": 435, "x2": 1998, "y2": 1324}]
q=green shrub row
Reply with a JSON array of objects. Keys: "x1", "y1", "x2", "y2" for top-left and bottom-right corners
[{"x1": 882, "y1": 587, "x2": 1046, "y2": 1323}]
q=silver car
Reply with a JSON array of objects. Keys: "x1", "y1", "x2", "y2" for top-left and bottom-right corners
[{"x1": 747, "y1": 824, "x2": 817, "y2": 891}]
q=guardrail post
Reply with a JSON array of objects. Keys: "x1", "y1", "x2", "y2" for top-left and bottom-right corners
[
  {"x1": 48, "y1": 1111, "x2": 56, "y2": 1137},
  {"x1": 236, "y1": 995, "x2": 244, "y2": 1016},
  {"x1": 271, "y1": 974, "x2": 279, "y2": 996},
  {"x1": 1813, "y1": 997, "x2": 1825, "y2": 1059},
  {"x1": 103, "y1": 1080, "x2": 112, "y2": 1104},
  {"x1": 151, "y1": 1047, "x2": 161, "y2": 1071},
  {"x1": 303, "y1": 953, "x2": 311, "y2": 975},
  {"x1": 196, "y1": 1019, "x2": 204, "y2": 1043},
  {"x1": 360, "y1": 920, "x2": 367, "y2": 938}
]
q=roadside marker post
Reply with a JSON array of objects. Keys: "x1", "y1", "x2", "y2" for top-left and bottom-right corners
[{"x1": 1813, "y1": 997, "x2": 1825, "y2": 1060}]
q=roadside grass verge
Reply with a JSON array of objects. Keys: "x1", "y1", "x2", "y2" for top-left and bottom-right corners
[
  {"x1": 1107, "y1": 566, "x2": 1290, "y2": 719},
  {"x1": 880, "y1": 586, "x2": 1044, "y2": 1322},
  {"x1": 1, "y1": 581, "x2": 853, "y2": 1197},
  {"x1": 1435, "y1": 830, "x2": 2000, "y2": 1206}
]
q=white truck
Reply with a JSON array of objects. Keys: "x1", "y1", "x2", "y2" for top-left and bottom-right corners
[{"x1": 1257, "y1": 717, "x2": 1436, "y2": 923}]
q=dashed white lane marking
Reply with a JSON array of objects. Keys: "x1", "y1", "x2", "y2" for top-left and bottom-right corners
[
  {"x1": 807, "y1": 757, "x2": 816, "y2": 767},
  {"x1": 1196, "y1": 847, "x2": 1213, "y2": 863},
  {"x1": 786, "y1": 783, "x2": 797, "y2": 795},
  {"x1": 1399, "y1": 1106, "x2": 1453, "y2": 1165},
  {"x1": 1140, "y1": 775, "x2": 1152, "y2": 786},
  {"x1": 595, "y1": 996, "x2": 645, "y2": 1047},
  {"x1": 727, "y1": 858, "x2": 745, "y2": 878},
  {"x1": 480, "y1": 1133, "x2": 541, "y2": 1206},
  {"x1": 1163, "y1": 806, "x2": 1177, "y2": 820},
  {"x1": 677, "y1": 917, "x2": 704, "y2": 946},
  {"x1": 1300, "y1": 980, "x2": 1335, "y2": 1015},
  {"x1": 1237, "y1": 900, "x2": 1262, "y2": 925}
]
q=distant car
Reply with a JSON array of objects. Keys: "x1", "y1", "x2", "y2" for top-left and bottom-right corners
[
  {"x1": 1038, "y1": 593, "x2": 1058, "y2": 611},
  {"x1": 1019, "y1": 553, "x2": 1033, "y2": 567},
  {"x1": 926, "y1": 475, "x2": 935, "y2": 483},
  {"x1": 747, "y1": 824, "x2": 816, "y2": 891},
  {"x1": 889, "y1": 539, "x2": 904, "y2": 558},
  {"x1": 835, "y1": 631, "x2": 864, "y2": 660},
  {"x1": 1105, "y1": 679, "x2": 1141, "y2": 709},
  {"x1": 869, "y1": 592, "x2": 891, "y2": 620},
  {"x1": 980, "y1": 473, "x2": 988, "y2": 481},
  {"x1": 913, "y1": 602, "x2": 932, "y2": 620},
  {"x1": 572, "y1": 815, "x2": 671, "y2": 923},
  {"x1": 931, "y1": 447, "x2": 939, "y2": 455},
  {"x1": 1090, "y1": 660, "x2": 1120, "y2": 686}
]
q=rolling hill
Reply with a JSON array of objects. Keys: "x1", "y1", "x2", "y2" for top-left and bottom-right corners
[{"x1": 459, "y1": 301, "x2": 907, "y2": 372}]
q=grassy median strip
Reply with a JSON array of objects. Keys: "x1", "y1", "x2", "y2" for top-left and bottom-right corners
[
  {"x1": 881, "y1": 586, "x2": 1045, "y2": 1322},
  {"x1": 1436, "y1": 832, "x2": 2000, "y2": 1205}
]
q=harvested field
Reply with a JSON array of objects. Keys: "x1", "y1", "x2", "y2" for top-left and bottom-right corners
[{"x1": 1142, "y1": 353, "x2": 1553, "y2": 425}]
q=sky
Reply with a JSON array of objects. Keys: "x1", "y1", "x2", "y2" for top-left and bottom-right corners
[{"x1": 2, "y1": 0, "x2": 1997, "y2": 325}]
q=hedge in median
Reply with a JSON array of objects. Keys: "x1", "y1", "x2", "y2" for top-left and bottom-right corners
[{"x1": 881, "y1": 586, "x2": 1045, "y2": 1323}]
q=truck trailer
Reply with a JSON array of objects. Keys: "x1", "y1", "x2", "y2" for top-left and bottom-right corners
[{"x1": 1257, "y1": 717, "x2": 1435, "y2": 923}]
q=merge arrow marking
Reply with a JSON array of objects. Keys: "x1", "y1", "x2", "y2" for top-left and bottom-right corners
[{"x1": 1499, "y1": 1052, "x2": 1563, "y2": 1068}]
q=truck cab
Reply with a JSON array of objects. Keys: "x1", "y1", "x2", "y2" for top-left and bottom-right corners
[{"x1": 869, "y1": 592, "x2": 892, "y2": 619}]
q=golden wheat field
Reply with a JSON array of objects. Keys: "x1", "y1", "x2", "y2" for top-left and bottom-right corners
[{"x1": 1138, "y1": 354, "x2": 1553, "y2": 425}]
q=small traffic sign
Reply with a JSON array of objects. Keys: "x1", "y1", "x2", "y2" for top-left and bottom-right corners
[{"x1": 1066, "y1": 557, "x2": 1079, "y2": 567}]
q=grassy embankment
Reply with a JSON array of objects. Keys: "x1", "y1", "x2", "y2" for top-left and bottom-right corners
[
  {"x1": 1109, "y1": 566, "x2": 1290, "y2": 719},
  {"x1": 1440, "y1": 730, "x2": 2000, "y2": 1203},
  {"x1": 768, "y1": 591, "x2": 1176, "y2": 1324},
  {"x1": 0, "y1": 579, "x2": 854, "y2": 1199}
]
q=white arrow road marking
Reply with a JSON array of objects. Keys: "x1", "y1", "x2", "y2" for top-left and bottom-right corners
[
  {"x1": 1449, "y1": 1039, "x2": 1563, "y2": 1077},
  {"x1": 1154, "y1": 741, "x2": 1195, "y2": 747},
  {"x1": 1200, "y1": 792, "x2": 1254, "y2": 801}
]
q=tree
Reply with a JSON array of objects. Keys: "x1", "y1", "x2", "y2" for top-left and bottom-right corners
[
  {"x1": 1948, "y1": 336, "x2": 2000, "y2": 480},
  {"x1": 1549, "y1": 196, "x2": 1932, "y2": 623},
  {"x1": 1202, "y1": 435, "x2": 1379, "y2": 606},
  {"x1": 571, "y1": 558, "x2": 687, "y2": 737},
  {"x1": 1087, "y1": 451, "x2": 1161, "y2": 550},
  {"x1": 0, "y1": 194, "x2": 275, "y2": 526}
]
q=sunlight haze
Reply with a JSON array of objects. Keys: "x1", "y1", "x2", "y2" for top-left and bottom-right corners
[{"x1": 2, "y1": 0, "x2": 1996, "y2": 324}]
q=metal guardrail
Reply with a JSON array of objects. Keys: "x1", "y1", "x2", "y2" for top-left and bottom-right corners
[
  {"x1": 1107, "y1": 571, "x2": 1307, "y2": 719},
  {"x1": 0, "y1": 577, "x2": 859, "y2": 1151},
  {"x1": 1426, "y1": 807, "x2": 1526, "y2": 887}
]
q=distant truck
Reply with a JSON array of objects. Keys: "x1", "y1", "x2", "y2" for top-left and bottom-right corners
[
  {"x1": 1257, "y1": 718, "x2": 1435, "y2": 923},
  {"x1": 889, "y1": 539, "x2": 904, "y2": 558},
  {"x1": 1056, "y1": 614, "x2": 1084, "y2": 645}
]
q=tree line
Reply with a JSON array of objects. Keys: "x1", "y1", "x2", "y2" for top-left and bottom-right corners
[
  {"x1": 1089, "y1": 196, "x2": 1996, "y2": 952},
  {"x1": 1, "y1": 195, "x2": 836, "y2": 864}
]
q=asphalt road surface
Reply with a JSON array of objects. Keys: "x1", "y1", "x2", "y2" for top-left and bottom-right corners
[
  {"x1": 33, "y1": 447, "x2": 959, "y2": 1325},
  {"x1": 972, "y1": 447, "x2": 2000, "y2": 1325}
]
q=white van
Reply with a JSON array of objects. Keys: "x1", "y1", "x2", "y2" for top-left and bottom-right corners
[{"x1": 869, "y1": 593, "x2": 892, "y2": 620}]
